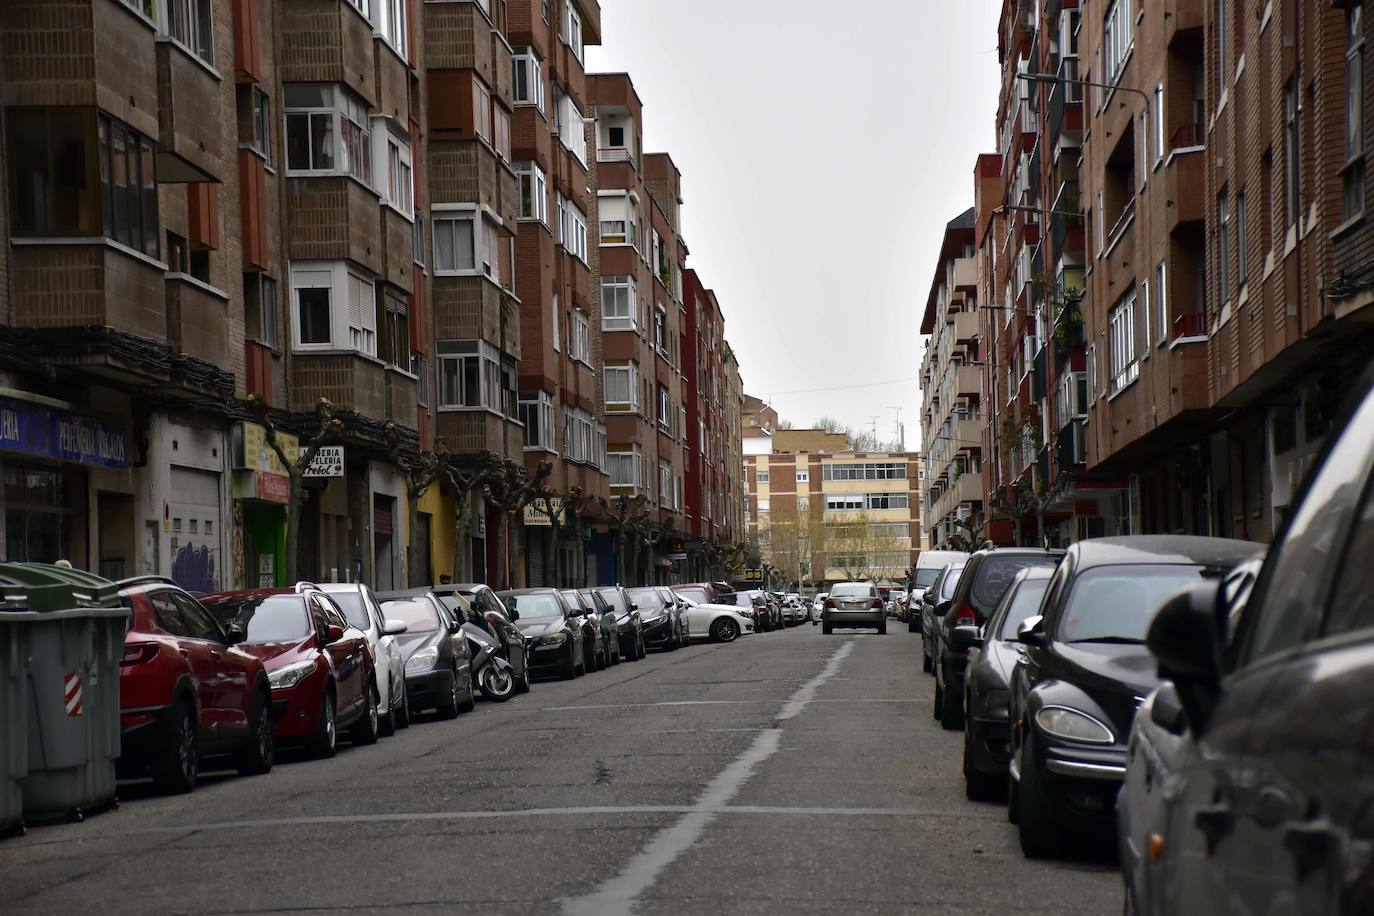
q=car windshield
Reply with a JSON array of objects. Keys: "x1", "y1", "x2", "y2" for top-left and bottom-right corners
[
  {"x1": 939, "y1": 566, "x2": 966, "y2": 601},
  {"x1": 997, "y1": 578, "x2": 1052, "y2": 640},
  {"x1": 325, "y1": 590, "x2": 370, "y2": 630},
  {"x1": 560, "y1": 591, "x2": 586, "y2": 611},
  {"x1": 208, "y1": 595, "x2": 310, "y2": 643},
  {"x1": 508, "y1": 593, "x2": 565, "y2": 619},
  {"x1": 597, "y1": 589, "x2": 628, "y2": 612},
  {"x1": 1058, "y1": 565, "x2": 1212, "y2": 643},
  {"x1": 629, "y1": 589, "x2": 664, "y2": 609},
  {"x1": 381, "y1": 597, "x2": 441, "y2": 633},
  {"x1": 913, "y1": 568, "x2": 942, "y2": 588},
  {"x1": 733, "y1": 593, "x2": 753, "y2": 607},
  {"x1": 972, "y1": 555, "x2": 1059, "y2": 608},
  {"x1": 677, "y1": 587, "x2": 709, "y2": 604},
  {"x1": 831, "y1": 584, "x2": 875, "y2": 598}
]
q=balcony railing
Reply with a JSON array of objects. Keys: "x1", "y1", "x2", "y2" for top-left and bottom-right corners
[
  {"x1": 1173, "y1": 312, "x2": 1208, "y2": 340},
  {"x1": 1170, "y1": 123, "x2": 1204, "y2": 151},
  {"x1": 597, "y1": 147, "x2": 633, "y2": 163}
]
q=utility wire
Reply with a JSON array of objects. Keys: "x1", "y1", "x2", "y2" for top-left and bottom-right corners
[{"x1": 760, "y1": 376, "x2": 919, "y2": 397}]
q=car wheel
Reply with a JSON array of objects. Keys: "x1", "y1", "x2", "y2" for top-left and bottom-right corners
[
  {"x1": 921, "y1": 643, "x2": 933, "y2": 673},
  {"x1": 351, "y1": 685, "x2": 381, "y2": 745},
  {"x1": 963, "y1": 719, "x2": 1001, "y2": 801},
  {"x1": 940, "y1": 665, "x2": 965, "y2": 730},
  {"x1": 516, "y1": 656, "x2": 533, "y2": 693},
  {"x1": 152, "y1": 700, "x2": 199, "y2": 794},
  {"x1": 437, "y1": 670, "x2": 461, "y2": 720},
  {"x1": 1017, "y1": 734, "x2": 1062, "y2": 858},
  {"x1": 710, "y1": 617, "x2": 739, "y2": 643},
  {"x1": 379, "y1": 703, "x2": 396, "y2": 738},
  {"x1": 235, "y1": 691, "x2": 274, "y2": 776},
  {"x1": 395, "y1": 685, "x2": 411, "y2": 728},
  {"x1": 664, "y1": 628, "x2": 678, "y2": 651},
  {"x1": 636, "y1": 633, "x2": 647, "y2": 659},
  {"x1": 611, "y1": 638, "x2": 622, "y2": 664},
  {"x1": 309, "y1": 691, "x2": 338, "y2": 758},
  {"x1": 933, "y1": 677, "x2": 944, "y2": 720}
]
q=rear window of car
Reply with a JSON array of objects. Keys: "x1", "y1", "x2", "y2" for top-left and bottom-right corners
[
  {"x1": 913, "y1": 568, "x2": 941, "y2": 588},
  {"x1": 504, "y1": 593, "x2": 564, "y2": 619},
  {"x1": 629, "y1": 589, "x2": 665, "y2": 609},
  {"x1": 831, "y1": 584, "x2": 875, "y2": 598},
  {"x1": 381, "y1": 597, "x2": 440, "y2": 632},
  {"x1": 971, "y1": 555, "x2": 1059, "y2": 609},
  {"x1": 939, "y1": 566, "x2": 966, "y2": 600}
]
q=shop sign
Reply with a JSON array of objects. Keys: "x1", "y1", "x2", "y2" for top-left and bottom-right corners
[
  {"x1": 0, "y1": 398, "x2": 129, "y2": 469},
  {"x1": 255, "y1": 472, "x2": 290, "y2": 504},
  {"x1": 303, "y1": 446, "x2": 345, "y2": 478},
  {"x1": 742, "y1": 567, "x2": 764, "y2": 583},
  {"x1": 523, "y1": 498, "x2": 563, "y2": 528},
  {"x1": 239, "y1": 423, "x2": 296, "y2": 476}
]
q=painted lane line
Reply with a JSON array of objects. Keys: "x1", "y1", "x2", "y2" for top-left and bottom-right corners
[
  {"x1": 539, "y1": 699, "x2": 765, "y2": 712},
  {"x1": 560, "y1": 638, "x2": 857, "y2": 916}
]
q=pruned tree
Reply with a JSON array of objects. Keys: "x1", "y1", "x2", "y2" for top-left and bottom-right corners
[
  {"x1": 484, "y1": 458, "x2": 552, "y2": 589},
  {"x1": 538, "y1": 485, "x2": 595, "y2": 587},
  {"x1": 385, "y1": 426, "x2": 446, "y2": 588},
  {"x1": 439, "y1": 450, "x2": 504, "y2": 583},
  {"x1": 598, "y1": 493, "x2": 650, "y2": 586},
  {"x1": 247, "y1": 396, "x2": 343, "y2": 584}
]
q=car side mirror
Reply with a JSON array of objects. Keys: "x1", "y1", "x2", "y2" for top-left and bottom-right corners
[
  {"x1": 448, "y1": 620, "x2": 464, "y2": 634},
  {"x1": 1149, "y1": 684, "x2": 1187, "y2": 736},
  {"x1": 935, "y1": 599, "x2": 953, "y2": 617},
  {"x1": 1147, "y1": 581, "x2": 1225, "y2": 731},
  {"x1": 508, "y1": 609, "x2": 519, "y2": 622},
  {"x1": 1016, "y1": 615, "x2": 1045, "y2": 647},
  {"x1": 325, "y1": 623, "x2": 345, "y2": 643},
  {"x1": 629, "y1": 603, "x2": 639, "y2": 611},
  {"x1": 951, "y1": 625, "x2": 983, "y2": 651},
  {"x1": 224, "y1": 622, "x2": 246, "y2": 645},
  {"x1": 382, "y1": 618, "x2": 409, "y2": 636}
]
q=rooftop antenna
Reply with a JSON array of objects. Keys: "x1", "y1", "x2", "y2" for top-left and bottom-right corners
[{"x1": 888, "y1": 406, "x2": 905, "y2": 450}]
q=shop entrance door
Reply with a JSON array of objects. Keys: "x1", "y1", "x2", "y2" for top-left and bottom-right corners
[{"x1": 97, "y1": 492, "x2": 135, "y2": 580}]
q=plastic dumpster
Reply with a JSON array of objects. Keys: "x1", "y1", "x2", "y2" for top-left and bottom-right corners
[
  {"x1": 0, "y1": 611, "x2": 39, "y2": 836},
  {"x1": 0, "y1": 564, "x2": 129, "y2": 824}
]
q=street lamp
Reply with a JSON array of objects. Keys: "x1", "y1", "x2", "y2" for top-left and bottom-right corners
[{"x1": 1016, "y1": 71, "x2": 1151, "y2": 106}]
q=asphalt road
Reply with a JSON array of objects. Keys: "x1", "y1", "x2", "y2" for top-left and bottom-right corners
[{"x1": 1, "y1": 624, "x2": 1121, "y2": 915}]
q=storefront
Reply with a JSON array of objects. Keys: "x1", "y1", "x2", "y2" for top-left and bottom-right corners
[{"x1": 232, "y1": 422, "x2": 292, "y2": 589}]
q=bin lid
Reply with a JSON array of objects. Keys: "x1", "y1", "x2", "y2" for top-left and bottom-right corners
[{"x1": 0, "y1": 563, "x2": 127, "y2": 613}]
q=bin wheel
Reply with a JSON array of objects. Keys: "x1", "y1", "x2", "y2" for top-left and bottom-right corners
[{"x1": 151, "y1": 701, "x2": 199, "y2": 794}]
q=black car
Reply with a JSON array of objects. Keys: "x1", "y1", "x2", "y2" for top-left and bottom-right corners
[
  {"x1": 628, "y1": 586, "x2": 687, "y2": 650},
  {"x1": 439, "y1": 583, "x2": 531, "y2": 693},
  {"x1": 377, "y1": 591, "x2": 474, "y2": 718},
  {"x1": 562, "y1": 589, "x2": 617, "y2": 668},
  {"x1": 593, "y1": 586, "x2": 646, "y2": 660},
  {"x1": 1138, "y1": 373, "x2": 1374, "y2": 912},
  {"x1": 655, "y1": 587, "x2": 694, "y2": 648},
  {"x1": 935, "y1": 548, "x2": 1062, "y2": 729},
  {"x1": 921, "y1": 562, "x2": 966, "y2": 673},
  {"x1": 573, "y1": 588, "x2": 623, "y2": 665},
  {"x1": 498, "y1": 589, "x2": 587, "y2": 680},
  {"x1": 959, "y1": 566, "x2": 1053, "y2": 800},
  {"x1": 1007, "y1": 535, "x2": 1261, "y2": 858}
]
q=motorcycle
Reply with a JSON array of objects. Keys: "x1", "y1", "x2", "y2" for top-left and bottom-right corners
[{"x1": 462, "y1": 618, "x2": 517, "y2": 702}]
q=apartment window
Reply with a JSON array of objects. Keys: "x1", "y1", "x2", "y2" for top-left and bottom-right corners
[
  {"x1": 119, "y1": 0, "x2": 156, "y2": 18},
  {"x1": 654, "y1": 305, "x2": 668, "y2": 353},
  {"x1": 164, "y1": 0, "x2": 214, "y2": 65},
  {"x1": 1103, "y1": 0, "x2": 1132, "y2": 85},
  {"x1": 1138, "y1": 112, "x2": 1149, "y2": 190},
  {"x1": 1108, "y1": 289, "x2": 1139, "y2": 393},
  {"x1": 413, "y1": 210, "x2": 426, "y2": 266},
  {"x1": 571, "y1": 310, "x2": 590, "y2": 364},
  {"x1": 437, "y1": 340, "x2": 501, "y2": 411},
  {"x1": 554, "y1": 91, "x2": 587, "y2": 165},
  {"x1": 493, "y1": 106, "x2": 510, "y2": 162},
  {"x1": 796, "y1": 470, "x2": 810, "y2": 483},
  {"x1": 757, "y1": 498, "x2": 770, "y2": 513},
  {"x1": 1153, "y1": 82, "x2": 1165, "y2": 162},
  {"x1": 602, "y1": 277, "x2": 636, "y2": 331},
  {"x1": 551, "y1": 293, "x2": 561, "y2": 351},
  {"x1": 608, "y1": 450, "x2": 639, "y2": 488},
  {"x1": 822, "y1": 463, "x2": 908, "y2": 481},
  {"x1": 1345, "y1": 6, "x2": 1366, "y2": 222},
  {"x1": 756, "y1": 470, "x2": 770, "y2": 484},
  {"x1": 512, "y1": 49, "x2": 546, "y2": 112},
  {"x1": 252, "y1": 88, "x2": 273, "y2": 165},
  {"x1": 599, "y1": 194, "x2": 635, "y2": 244},
  {"x1": 658, "y1": 460, "x2": 672, "y2": 506},
  {"x1": 558, "y1": 196, "x2": 588, "y2": 262},
  {"x1": 1236, "y1": 190, "x2": 1248, "y2": 284},
  {"x1": 284, "y1": 84, "x2": 371, "y2": 183},
  {"x1": 657, "y1": 385, "x2": 671, "y2": 433},
  {"x1": 473, "y1": 81, "x2": 492, "y2": 146},
  {"x1": 1217, "y1": 188, "x2": 1231, "y2": 302},
  {"x1": 541, "y1": 0, "x2": 550, "y2": 22},
  {"x1": 515, "y1": 161, "x2": 549, "y2": 223},
  {"x1": 563, "y1": 2, "x2": 585, "y2": 62},
  {"x1": 380, "y1": 127, "x2": 413, "y2": 217},
  {"x1": 1155, "y1": 260, "x2": 1168, "y2": 342},
  {"x1": 432, "y1": 210, "x2": 476, "y2": 273},
  {"x1": 259, "y1": 275, "x2": 278, "y2": 349},
  {"x1": 378, "y1": 292, "x2": 408, "y2": 369},
  {"x1": 562, "y1": 408, "x2": 594, "y2": 463},
  {"x1": 1141, "y1": 272, "x2": 1151, "y2": 350},
  {"x1": 605, "y1": 364, "x2": 640, "y2": 410},
  {"x1": 377, "y1": 0, "x2": 407, "y2": 56},
  {"x1": 1088, "y1": 343, "x2": 1099, "y2": 401},
  {"x1": 289, "y1": 263, "x2": 376, "y2": 355},
  {"x1": 343, "y1": 0, "x2": 369, "y2": 15},
  {"x1": 102, "y1": 114, "x2": 161, "y2": 257},
  {"x1": 1284, "y1": 79, "x2": 1301, "y2": 227},
  {"x1": 7, "y1": 108, "x2": 98, "y2": 239}
]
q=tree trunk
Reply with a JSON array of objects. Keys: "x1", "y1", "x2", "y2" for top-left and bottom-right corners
[
  {"x1": 284, "y1": 470, "x2": 304, "y2": 583},
  {"x1": 406, "y1": 490, "x2": 423, "y2": 588}
]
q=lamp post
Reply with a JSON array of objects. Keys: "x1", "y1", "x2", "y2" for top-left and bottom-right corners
[{"x1": 1015, "y1": 71, "x2": 1151, "y2": 107}]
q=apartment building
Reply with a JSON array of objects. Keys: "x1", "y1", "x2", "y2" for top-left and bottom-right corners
[
  {"x1": 588, "y1": 73, "x2": 690, "y2": 582},
  {"x1": 508, "y1": 0, "x2": 608, "y2": 586},
  {"x1": 722, "y1": 343, "x2": 746, "y2": 544},
  {"x1": 919, "y1": 208, "x2": 984, "y2": 549},
  {"x1": 746, "y1": 433, "x2": 921, "y2": 587}
]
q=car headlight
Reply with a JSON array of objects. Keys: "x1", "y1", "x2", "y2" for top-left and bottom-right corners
[
  {"x1": 268, "y1": 659, "x2": 316, "y2": 689},
  {"x1": 1034, "y1": 706, "x2": 1114, "y2": 744},
  {"x1": 982, "y1": 689, "x2": 1010, "y2": 718},
  {"x1": 406, "y1": 646, "x2": 440, "y2": 673},
  {"x1": 538, "y1": 632, "x2": 569, "y2": 647}
]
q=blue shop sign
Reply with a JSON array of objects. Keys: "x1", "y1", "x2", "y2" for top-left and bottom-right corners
[{"x1": 0, "y1": 398, "x2": 130, "y2": 469}]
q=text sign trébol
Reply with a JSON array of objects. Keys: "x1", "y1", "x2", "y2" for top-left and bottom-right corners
[{"x1": 303, "y1": 445, "x2": 345, "y2": 478}]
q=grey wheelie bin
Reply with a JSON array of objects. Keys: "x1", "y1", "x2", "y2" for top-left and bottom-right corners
[
  {"x1": 0, "y1": 564, "x2": 129, "y2": 826},
  {"x1": 0, "y1": 610, "x2": 39, "y2": 836}
]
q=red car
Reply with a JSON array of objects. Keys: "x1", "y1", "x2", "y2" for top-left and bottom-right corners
[
  {"x1": 201, "y1": 588, "x2": 379, "y2": 758},
  {"x1": 117, "y1": 576, "x2": 275, "y2": 793}
]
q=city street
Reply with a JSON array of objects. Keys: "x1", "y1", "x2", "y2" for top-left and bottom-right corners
[{"x1": 1, "y1": 628, "x2": 1119, "y2": 915}]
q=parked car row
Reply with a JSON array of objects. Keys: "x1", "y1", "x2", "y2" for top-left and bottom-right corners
[
  {"x1": 114, "y1": 577, "x2": 760, "y2": 795},
  {"x1": 918, "y1": 371, "x2": 1374, "y2": 913}
]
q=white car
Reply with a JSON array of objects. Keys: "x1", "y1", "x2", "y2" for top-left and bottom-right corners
[
  {"x1": 313, "y1": 582, "x2": 411, "y2": 734},
  {"x1": 675, "y1": 598, "x2": 755, "y2": 643}
]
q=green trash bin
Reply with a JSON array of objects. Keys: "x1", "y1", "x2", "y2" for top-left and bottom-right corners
[
  {"x1": 0, "y1": 564, "x2": 130, "y2": 824},
  {"x1": 0, "y1": 611, "x2": 39, "y2": 836}
]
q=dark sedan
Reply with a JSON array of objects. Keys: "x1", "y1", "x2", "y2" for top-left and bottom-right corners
[
  {"x1": 958, "y1": 566, "x2": 1053, "y2": 800},
  {"x1": 920, "y1": 562, "x2": 966, "y2": 674},
  {"x1": 1007, "y1": 535, "x2": 1262, "y2": 858},
  {"x1": 628, "y1": 587, "x2": 688, "y2": 651},
  {"x1": 593, "y1": 586, "x2": 646, "y2": 661},
  {"x1": 563, "y1": 589, "x2": 616, "y2": 668},
  {"x1": 500, "y1": 589, "x2": 586, "y2": 679},
  {"x1": 378, "y1": 592, "x2": 473, "y2": 718}
]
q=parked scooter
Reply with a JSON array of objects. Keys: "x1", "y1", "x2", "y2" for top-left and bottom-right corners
[{"x1": 462, "y1": 617, "x2": 517, "y2": 702}]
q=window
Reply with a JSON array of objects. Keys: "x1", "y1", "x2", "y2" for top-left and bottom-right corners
[
  {"x1": 1088, "y1": 342, "x2": 1099, "y2": 400},
  {"x1": 284, "y1": 84, "x2": 371, "y2": 183},
  {"x1": 659, "y1": 460, "x2": 672, "y2": 506},
  {"x1": 119, "y1": 0, "x2": 156, "y2": 18},
  {"x1": 252, "y1": 88, "x2": 273, "y2": 165},
  {"x1": 562, "y1": 408, "x2": 595, "y2": 463},
  {"x1": 1217, "y1": 188, "x2": 1231, "y2": 302},
  {"x1": 515, "y1": 161, "x2": 548, "y2": 223},
  {"x1": 292, "y1": 270, "x2": 332, "y2": 346},
  {"x1": 560, "y1": 198, "x2": 589, "y2": 262},
  {"x1": 551, "y1": 293, "x2": 561, "y2": 351},
  {"x1": 433, "y1": 210, "x2": 476, "y2": 273},
  {"x1": 1345, "y1": 6, "x2": 1366, "y2": 222},
  {"x1": 654, "y1": 305, "x2": 668, "y2": 353},
  {"x1": 1284, "y1": 79, "x2": 1301, "y2": 227},
  {"x1": 343, "y1": 0, "x2": 369, "y2": 16},
  {"x1": 493, "y1": 106, "x2": 510, "y2": 162},
  {"x1": 164, "y1": 0, "x2": 214, "y2": 65},
  {"x1": 1153, "y1": 82, "x2": 1165, "y2": 162},
  {"x1": 499, "y1": 357, "x2": 518, "y2": 420},
  {"x1": 7, "y1": 108, "x2": 99, "y2": 240},
  {"x1": 657, "y1": 385, "x2": 671, "y2": 433},
  {"x1": 1155, "y1": 260, "x2": 1168, "y2": 342},
  {"x1": 756, "y1": 469, "x2": 770, "y2": 484},
  {"x1": 437, "y1": 340, "x2": 503, "y2": 411},
  {"x1": 512, "y1": 49, "x2": 546, "y2": 112},
  {"x1": 571, "y1": 310, "x2": 590, "y2": 364},
  {"x1": 1108, "y1": 289, "x2": 1139, "y2": 392},
  {"x1": 1236, "y1": 190, "x2": 1248, "y2": 284},
  {"x1": 289, "y1": 263, "x2": 377, "y2": 355},
  {"x1": 601, "y1": 277, "x2": 637, "y2": 331},
  {"x1": 259, "y1": 275, "x2": 278, "y2": 349},
  {"x1": 380, "y1": 292, "x2": 408, "y2": 368},
  {"x1": 563, "y1": 2, "x2": 585, "y2": 62},
  {"x1": 1103, "y1": 0, "x2": 1132, "y2": 85},
  {"x1": 796, "y1": 470, "x2": 809, "y2": 483},
  {"x1": 472, "y1": 81, "x2": 492, "y2": 146},
  {"x1": 599, "y1": 193, "x2": 635, "y2": 244},
  {"x1": 413, "y1": 209, "x2": 426, "y2": 266},
  {"x1": 378, "y1": 0, "x2": 408, "y2": 57},
  {"x1": 821, "y1": 463, "x2": 908, "y2": 481},
  {"x1": 413, "y1": 353, "x2": 428, "y2": 404},
  {"x1": 609, "y1": 450, "x2": 639, "y2": 488},
  {"x1": 100, "y1": 114, "x2": 160, "y2": 257},
  {"x1": 1141, "y1": 272, "x2": 1151, "y2": 350},
  {"x1": 605, "y1": 363, "x2": 641, "y2": 410},
  {"x1": 379, "y1": 127, "x2": 413, "y2": 216},
  {"x1": 554, "y1": 91, "x2": 587, "y2": 165}
]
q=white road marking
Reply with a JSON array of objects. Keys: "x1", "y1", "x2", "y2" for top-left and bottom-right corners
[
  {"x1": 560, "y1": 638, "x2": 857, "y2": 916},
  {"x1": 539, "y1": 699, "x2": 764, "y2": 712}
]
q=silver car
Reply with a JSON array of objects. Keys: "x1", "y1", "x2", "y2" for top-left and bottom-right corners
[{"x1": 821, "y1": 582, "x2": 886, "y2": 635}]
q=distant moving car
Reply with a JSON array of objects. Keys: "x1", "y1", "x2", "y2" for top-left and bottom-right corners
[
  {"x1": 920, "y1": 562, "x2": 966, "y2": 673},
  {"x1": 910, "y1": 550, "x2": 971, "y2": 631},
  {"x1": 959, "y1": 566, "x2": 1054, "y2": 800},
  {"x1": 203, "y1": 588, "x2": 381, "y2": 758},
  {"x1": 1007, "y1": 536, "x2": 1261, "y2": 858},
  {"x1": 314, "y1": 582, "x2": 409, "y2": 735},
  {"x1": 379, "y1": 591, "x2": 474, "y2": 718},
  {"x1": 117, "y1": 577, "x2": 274, "y2": 793},
  {"x1": 673, "y1": 592, "x2": 755, "y2": 642},
  {"x1": 822, "y1": 582, "x2": 886, "y2": 634},
  {"x1": 500, "y1": 589, "x2": 586, "y2": 679},
  {"x1": 935, "y1": 548, "x2": 1062, "y2": 729}
]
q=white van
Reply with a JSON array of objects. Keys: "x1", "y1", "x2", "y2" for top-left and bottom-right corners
[{"x1": 910, "y1": 550, "x2": 970, "y2": 606}]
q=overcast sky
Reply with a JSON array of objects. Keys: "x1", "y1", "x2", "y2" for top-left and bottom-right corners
[{"x1": 586, "y1": 0, "x2": 1000, "y2": 451}]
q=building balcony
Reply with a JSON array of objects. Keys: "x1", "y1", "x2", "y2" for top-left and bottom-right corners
[
  {"x1": 1165, "y1": 0, "x2": 1205, "y2": 47},
  {"x1": 597, "y1": 147, "x2": 634, "y2": 164},
  {"x1": 164, "y1": 273, "x2": 230, "y2": 367},
  {"x1": 381, "y1": 208, "x2": 415, "y2": 293},
  {"x1": 1164, "y1": 144, "x2": 1206, "y2": 230},
  {"x1": 290, "y1": 351, "x2": 387, "y2": 417},
  {"x1": 436, "y1": 412, "x2": 523, "y2": 459},
  {"x1": 953, "y1": 256, "x2": 978, "y2": 293},
  {"x1": 278, "y1": 0, "x2": 377, "y2": 104},
  {"x1": 432, "y1": 276, "x2": 521, "y2": 361},
  {"x1": 285, "y1": 176, "x2": 385, "y2": 276},
  {"x1": 931, "y1": 473, "x2": 983, "y2": 526},
  {"x1": 955, "y1": 364, "x2": 983, "y2": 398},
  {"x1": 952, "y1": 310, "x2": 980, "y2": 343},
  {"x1": 154, "y1": 41, "x2": 226, "y2": 182},
  {"x1": 9, "y1": 239, "x2": 167, "y2": 341},
  {"x1": 429, "y1": 141, "x2": 521, "y2": 231}
]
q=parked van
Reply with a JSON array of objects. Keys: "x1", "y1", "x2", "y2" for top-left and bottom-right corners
[{"x1": 909, "y1": 550, "x2": 970, "y2": 632}]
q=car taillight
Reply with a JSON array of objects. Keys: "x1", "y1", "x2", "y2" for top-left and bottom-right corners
[
  {"x1": 824, "y1": 599, "x2": 836, "y2": 609},
  {"x1": 871, "y1": 599, "x2": 884, "y2": 610},
  {"x1": 121, "y1": 642, "x2": 158, "y2": 667},
  {"x1": 953, "y1": 604, "x2": 977, "y2": 626},
  {"x1": 484, "y1": 612, "x2": 501, "y2": 629}
]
